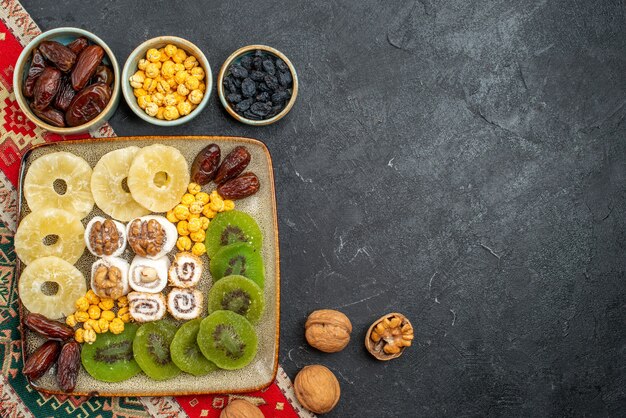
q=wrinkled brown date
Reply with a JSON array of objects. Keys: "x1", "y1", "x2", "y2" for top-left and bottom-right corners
[
  {"x1": 39, "y1": 41, "x2": 76, "y2": 72},
  {"x1": 23, "y1": 48, "x2": 46, "y2": 98},
  {"x1": 66, "y1": 36, "x2": 88, "y2": 54},
  {"x1": 217, "y1": 172, "x2": 260, "y2": 200},
  {"x1": 22, "y1": 340, "x2": 60, "y2": 380},
  {"x1": 53, "y1": 76, "x2": 75, "y2": 111},
  {"x1": 71, "y1": 45, "x2": 104, "y2": 90},
  {"x1": 65, "y1": 82, "x2": 111, "y2": 127},
  {"x1": 191, "y1": 143, "x2": 221, "y2": 185},
  {"x1": 30, "y1": 103, "x2": 66, "y2": 127},
  {"x1": 92, "y1": 65, "x2": 114, "y2": 85},
  {"x1": 214, "y1": 146, "x2": 251, "y2": 184},
  {"x1": 57, "y1": 342, "x2": 80, "y2": 392},
  {"x1": 32, "y1": 66, "x2": 61, "y2": 111},
  {"x1": 24, "y1": 312, "x2": 74, "y2": 340}
]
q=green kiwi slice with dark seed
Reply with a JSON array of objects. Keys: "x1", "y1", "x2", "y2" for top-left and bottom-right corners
[
  {"x1": 207, "y1": 274, "x2": 265, "y2": 323},
  {"x1": 81, "y1": 323, "x2": 141, "y2": 382},
  {"x1": 197, "y1": 310, "x2": 258, "y2": 370},
  {"x1": 170, "y1": 318, "x2": 218, "y2": 376},
  {"x1": 204, "y1": 210, "x2": 262, "y2": 258},
  {"x1": 133, "y1": 320, "x2": 181, "y2": 380},
  {"x1": 209, "y1": 243, "x2": 265, "y2": 288}
]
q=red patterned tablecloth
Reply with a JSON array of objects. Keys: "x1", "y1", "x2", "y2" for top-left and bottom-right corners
[{"x1": 0, "y1": 1, "x2": 313, "y2": 417}]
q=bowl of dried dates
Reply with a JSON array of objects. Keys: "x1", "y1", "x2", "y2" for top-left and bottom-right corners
[
  {"x1": 218, "y1": 45, "x2": 298, "y2": 126},
  {"x1": 13, "y1": 27, "x2": 120, "y2": 134},
  {"x1": 121, "y1": 36, "x2": 212, "y2": 126}
]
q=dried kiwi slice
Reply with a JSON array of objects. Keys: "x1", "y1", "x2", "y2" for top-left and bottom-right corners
[
  {"x1": 209, "y1": 242, "x2": 265, "y2": 288},
  {"x1": 207, "y1": 275, "x2": 265, "y2": 323},
  {"x1": 197, "y1": 310, "x2": 258, "y2": 370},
  {"x1": 81, "y1": 323, "x2": 141, "y2": 382},
  {"x1": 170, "y1": 318, "x2": 218, "y2": 376},
  {"x1": 133, "y1": 321, "x2": 181, "y2": 380},
  {"x1": 204, "y1": 210, "x2": 262, "y2": 258}
]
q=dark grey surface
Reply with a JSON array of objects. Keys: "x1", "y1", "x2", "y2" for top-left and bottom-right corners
[{"x1": 23, "y1": 0, "x2": 626, "y2": 416}]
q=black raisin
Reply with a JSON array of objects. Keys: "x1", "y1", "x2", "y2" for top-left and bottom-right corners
[
  {"x1": 262, "y1": 60, "x2": 276, "y2": 75},
  {"x1": 254, "y1": 49, "x2": 266, "y2": 57},
  {"x1": 268, "y1": 105, "x2": 283, "y2": 117},
  {"x1": 256, "y1": 92, "x2": 270, "y2": 102},
  {"x1": 227, "y1": 93, "x2": 242, "y2": 103},
  {"x1": 278, "y1": 71, "x2": 292, "y2": 87},
  {"x1": 250, "y1": 71, "x2": 265, "y2": 81},
  {"x1": 240, "y1": 55, "x2": 253, "y2": 70},
  {"x1": 223, "y1": 76, "x2": 238, "y2": 94},
  {"x1": 264, "y1": 74, "x2": 279, "y2": 90},
  {"x1": 250, "y1": 101, "x2": 272, "y2": 117},
  {"x1": 253, "y1": 56, "x2": 263, "y2": 71},
  {"x1": 275, "y1": 58, "x2": 288, "y2": 72},
  {"x1": 235, "y1": 98, "x2": 253, "y2": 112},
  {"x1": 230, "y1": 64, "x2": 248, "y2": 79},
  {"x1": 243, "y1": 110, "x2": 262, "y2": 120},
  {"x1": 241, "y1": 78, "x2": 257, "y2": 97},
  {"x1": 271, "y1": 90, "x2": 290, "y2": 103},
  {"x1": 258, "y1": 82, "x2": 271, "y2": 92}
]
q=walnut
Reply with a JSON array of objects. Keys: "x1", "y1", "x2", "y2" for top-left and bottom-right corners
[
  {"x1": 88, "y1": 219, "x2": 121, "y2": 256},
  {"x1": 93, "y1": 265, "x2": 123, "y2": 299},
  {"x1": 305, "y1": 309, "x2": 352, "y2": 353},
  {"x1": 219, "y1": 399, "x2": 263, "y2": 418},
  {"x1": 365, "y1": 312, "x2": 413, "y2": 361},
  {"x1": 127, "y1": 219, "x2": 165, "y2": 257},
  {"x1": 294, "y1": 365, "x2": 340, "y2": 414}
]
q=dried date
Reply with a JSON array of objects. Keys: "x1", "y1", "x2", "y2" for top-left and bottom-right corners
[
  {"x1": 39, "y1": 40, "x2": 76, "y2": 72},
  {"x1": 30, "y1": 103, "x2": 66, "y2": 127},
  {"x1": 217, "y1": 172, "x2": 260, "y2": 200},
  {"x1": 23, "y1": 48, "x2": 46, "y2": 98},
  {"x1": 22, "y1": 340, "x2": 60, "y2": 380},
  {"x1": 191, "y1": 143, "x2": 221, "y2": 185},
  {"x1": 24, "y1": 312, "x2": 74, "y2": 340},
  {"x1": 57, "y1": 342, "x2": 80, "y2": 392},
  {"x1": 66, "y1": 36, "x2": 88, "y2": 54},
  {"x1": 53, "y1": 76, "x2": 75, "y2": 111},
  {"x1": 32, "y1": 66, "x2": 61, "y2": 111},
  {"x1": 214, "y1": 146, "x2": 251, "y2": 184},
  {"x1": 71, "y1": 45, "x2": 104, "y2": 90},
  {"x1": 65, "y1": 82, "x2": 111, "y2": 127},
  {"x1": 92, "y1": 65, "x2": 114, "y2": 85}
]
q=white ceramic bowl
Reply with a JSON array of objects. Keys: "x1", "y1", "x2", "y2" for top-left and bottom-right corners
[
  {"x1": 122, "y1": 36, "x2": 212, "y2": 126},
  {"x1": 13, "y1": 27, "x2": 120, "y2": 134}
]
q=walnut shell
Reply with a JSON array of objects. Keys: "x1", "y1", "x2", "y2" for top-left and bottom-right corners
[
  {"x1": 220, "y1": 399, "x2": 264, "y2": 418},
  {"x1": 365, "y1": 312, "x2": 413, "y2": 361},
  {"x1": 294, "y1": 364, "x2": 341, "y2": 414},
  {"x1": 305, "y1": 309, "x2": 352, "y2": 353}
]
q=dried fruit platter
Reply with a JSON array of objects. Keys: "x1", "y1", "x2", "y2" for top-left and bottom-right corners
[{"x1": 16, "y1": 136, "x2": 280, "y2": 396}]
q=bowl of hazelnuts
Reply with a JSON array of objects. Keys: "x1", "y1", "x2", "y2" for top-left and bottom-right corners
[
  {"x1": 121, "y1": 36, "x2": 212, "y2": 126},
  {"x1": 13, "y1": 27, "x2": 120, "y2": 134}
]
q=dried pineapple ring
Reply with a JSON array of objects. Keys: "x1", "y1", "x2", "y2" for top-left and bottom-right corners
[
  {"x1": 15, "y1": 208, "x2": 85, "y2": 265},
  {"x1": 19, "y1": 256, "x2": 87, "y2": 319},
  {"x1": 24, "y1": 151, "x2": 94, "y2": 219},
  {"x1": 91, "y1": 146, "x2": 151, "y2": 222},
  {"x1": 127, "y1": 144, "x2": 190, "y2": 213}
]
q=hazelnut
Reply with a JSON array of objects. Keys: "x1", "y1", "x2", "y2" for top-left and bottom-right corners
[
  {"x1": 220, "y1": 399, "x2": 263, "y2": 418},
  {"x1": 305, "y1": 309, "x2": 352, "y2": 353},
  {"x1": 365, "y1": 312, "x2": 413, "y2": 361},
  {"x1": 294, "y1": 365, "x2": 340, "y2": 414}
]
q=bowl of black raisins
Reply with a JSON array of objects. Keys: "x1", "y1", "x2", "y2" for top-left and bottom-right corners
[{"x1": 218, "y1": 45, "x2": 298, "y2": 126}]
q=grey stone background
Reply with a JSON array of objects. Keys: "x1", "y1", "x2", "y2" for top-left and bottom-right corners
[{"x1": 24, "y1": 0, "x2": 626, "y2": 416}]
